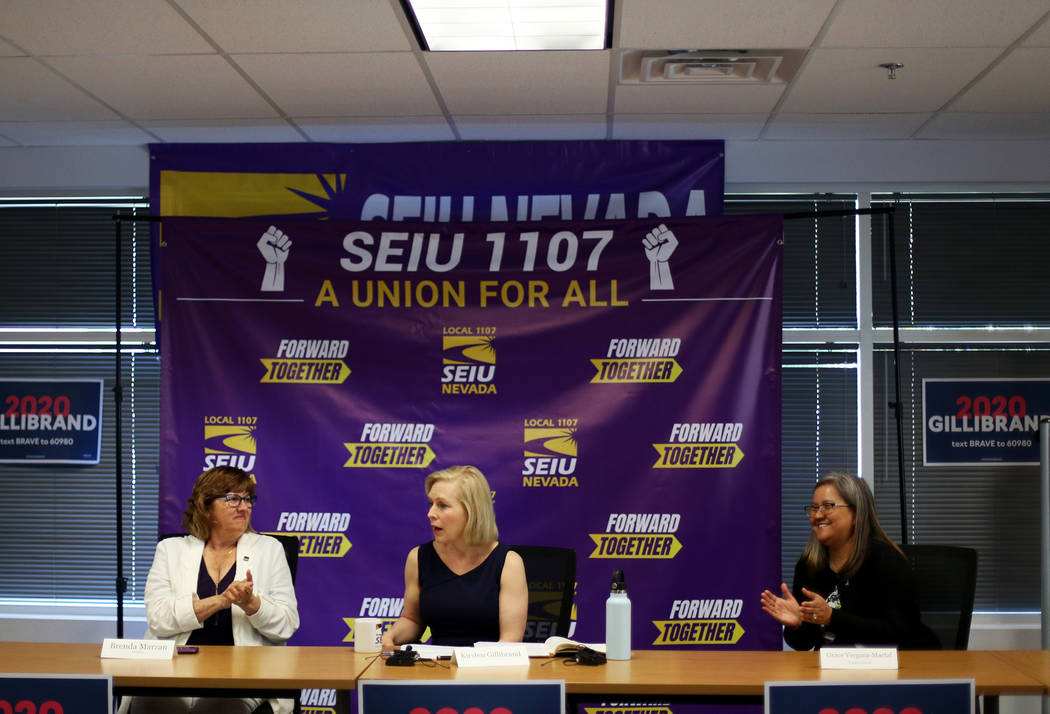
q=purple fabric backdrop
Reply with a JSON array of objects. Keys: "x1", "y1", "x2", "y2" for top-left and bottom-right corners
[{"x1": 156, "y1": 211, "x2": 783, "y2": 652}]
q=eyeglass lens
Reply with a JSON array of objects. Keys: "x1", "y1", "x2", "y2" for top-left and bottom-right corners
[{"x1": 224, "y1": 494, "x2": 256, "y2": 507}]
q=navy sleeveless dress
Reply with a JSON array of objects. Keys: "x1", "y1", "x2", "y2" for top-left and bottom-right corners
[
  {"x1": 417, "y1": 541, "x2": 508, "y2": 646},
  {"x1": 186, "y1": 557, "x2": 235, "y2": 646}
]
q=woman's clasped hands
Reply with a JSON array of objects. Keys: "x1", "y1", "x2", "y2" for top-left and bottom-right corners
[
  {"x1": 222, "y1": 569, "x2": 261, "y2": 615},
  {"x1": 760, "y1": 584, "x2": 832, "y2": 627}
]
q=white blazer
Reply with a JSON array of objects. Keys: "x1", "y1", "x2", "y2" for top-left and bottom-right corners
[
  {"x1": 144, "y1": 531, "x2": 300, "y2": 645},
  {"x1": 134, "y1": 531, "x2": 300, "y2": 714}
]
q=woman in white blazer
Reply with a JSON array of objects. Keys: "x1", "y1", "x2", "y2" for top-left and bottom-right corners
[{"x1": 130, "y1": 466, "x2": 300, "y2": 714}]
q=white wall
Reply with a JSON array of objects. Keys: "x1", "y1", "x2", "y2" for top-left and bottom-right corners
[{"x1": 2, "y1": 139, "x2": 1050, "y2": 193}]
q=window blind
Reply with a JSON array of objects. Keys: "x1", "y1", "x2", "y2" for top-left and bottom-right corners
[
  {"x1": 727, "y1": 194, "x2": 857, "y2": 329},
  {"x1": 871, "y1": 194, "x2": 1050, "y2": 327},
  {"x1": 0, "y1": 202, "x2": 158, "y2": 602},
  {"x1": 727, "y1": 195, "x2": 860, "y2": 586}
]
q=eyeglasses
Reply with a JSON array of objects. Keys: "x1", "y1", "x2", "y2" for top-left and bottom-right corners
[
  {"x1": 804, "y1": 501, "x2": 850, "y2": 516},
  {"x1": 222, "y1": 494, "x2": 257, "y2": 508}
]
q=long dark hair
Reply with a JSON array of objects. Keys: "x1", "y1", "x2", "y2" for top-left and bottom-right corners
[{"x1": 801, "y1": 472, "x2": 902, "y2": 579}]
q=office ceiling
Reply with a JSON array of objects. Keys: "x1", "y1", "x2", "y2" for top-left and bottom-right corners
[{"x1": 0, "y1": 0, "x2": 1048, "y2": 148}]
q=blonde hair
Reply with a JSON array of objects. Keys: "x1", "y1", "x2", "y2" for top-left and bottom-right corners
[
  {"x1": 182, "y1": 466, "x2": 256, "y2": 540},
  {"x1": 801, "y1": 471, "x2": 902, "y2": 579},
  {"x1": 424, "y1": 465, "x2": 497, "y2": 546}
]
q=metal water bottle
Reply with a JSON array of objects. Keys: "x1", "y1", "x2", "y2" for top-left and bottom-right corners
[{"x1": 605, "y1": 568, "x2": 631, "y2": 660}]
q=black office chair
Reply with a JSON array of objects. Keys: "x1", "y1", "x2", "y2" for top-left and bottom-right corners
[
  {"x1": 509, "y1": 545, "x2": 576, "y2": 642},
  {"x1": 900, "y1": 544, "x2": 977, "y2": 650},
  {"x1": 266, "y1": 533, "x2": 300, "y2": 583}
]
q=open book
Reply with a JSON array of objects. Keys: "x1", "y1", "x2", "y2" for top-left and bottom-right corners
[
  {"x1": 527, "y1": 636, "x2": 606, "y2": 658},
  {"x1": 410, "y1": 637, "x2": 606, "y2": 659}
]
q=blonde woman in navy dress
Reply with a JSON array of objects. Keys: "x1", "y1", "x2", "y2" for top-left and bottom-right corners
[{"x1": 382, "y1": 465, "x2": 528, "y2": 649}]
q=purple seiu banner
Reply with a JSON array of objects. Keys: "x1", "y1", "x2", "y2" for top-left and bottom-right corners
[
  {"x1": 149, "y1": 140, "x2": 724, "y2": 221},
  {"x1": 157, "y1": 213, "x2": 782, "y2": 653}
]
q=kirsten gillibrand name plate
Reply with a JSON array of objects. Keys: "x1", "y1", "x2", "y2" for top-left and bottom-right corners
[
  {"x1": 101, "y1": 638, "x2": 176, "y2": 660},
  {"x1": 819, "y1": 646, "x2": 898, "y2": 670},
  {"x1": 453, "y1": 643, "x2": 530, "y2": 667}
]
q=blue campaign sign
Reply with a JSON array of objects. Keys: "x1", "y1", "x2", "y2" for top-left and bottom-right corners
[
  {"x1": 923, "y1": 378, "x2": 1050, "y2": 466},
  {"x1": 0, "y1": 673, "x2": 112, "y2": 714},
  {"x1": 765, "y1": 679, "x2": 973, "y2": 714},
  {"x1": 359, "y1": 679, "x2": 565, "y2": 714},
  {"x1": 0, "y1": 379, "x2": 104, "y2": 464}
]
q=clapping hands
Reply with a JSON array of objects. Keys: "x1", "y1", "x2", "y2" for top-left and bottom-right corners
[{"x1": 223, "y1": 569, "x2": 261, "y2": 615}]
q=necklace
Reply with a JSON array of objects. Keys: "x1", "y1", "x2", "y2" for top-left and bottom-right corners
[
  {"x1": 205, "y1": 543, "x2": 236, "y2": 589},
  {"x1": 206, "y1": 541, "x2": 236, "y2": 556}
]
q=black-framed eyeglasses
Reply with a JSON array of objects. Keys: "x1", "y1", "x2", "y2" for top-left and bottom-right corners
[
  {"x1": 222, "y1": 493, "x2": 257, "y2": 508},
  {"x1": 804, "y1": 501, "x2": 850, "y2": 516}
]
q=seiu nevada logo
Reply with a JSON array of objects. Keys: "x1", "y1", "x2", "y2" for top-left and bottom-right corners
[
  {"x1": 590, "y1": 513, "x2": 683, "y2": 559},
  {"x1": 651, "y1": 598, "x2": 745, "y2": 646},
  {"x1": 203, "y1": 416, "x2": 257, "y2": 472},
  {"x1": 524, "y1": 579, "x2": 578, "y2": 641},
  {"x1": 442, "y1": 327, "x2": 497, "y2": 396},
  {"x1": 522, "y1": 418, "x2": 578, "y2": 487}
]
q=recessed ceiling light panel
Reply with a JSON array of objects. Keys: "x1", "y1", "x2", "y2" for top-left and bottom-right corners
[{"x1": 403, "y1": 0, "x2": 610, "y2": 52}]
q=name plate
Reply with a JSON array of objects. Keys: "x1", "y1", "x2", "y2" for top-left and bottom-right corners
[
  {"x1": 453, "y1": 644, "x2": 530, "y2": 668},
  {"x1": 101, "y1": 638, "x2": 176, "y2": 660},
  {"x1": 820, "y1": 647, "x2": 899, "y2": 670}
]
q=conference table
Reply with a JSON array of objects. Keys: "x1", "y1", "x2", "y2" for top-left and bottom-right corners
[
  {"x1": 359, "y1": 649, "x2": 1045, "y2": 712},
  {"x1": 1, "y1": 643, "x2": 1047, "y2": 711},
  {"x1": 0, "y1": 642, "x2": 374, "y2": 701}
]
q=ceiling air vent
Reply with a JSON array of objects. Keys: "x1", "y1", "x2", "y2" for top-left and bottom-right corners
[{"x1": 619, "y1": 49, "x2": 805, "y2": 85}]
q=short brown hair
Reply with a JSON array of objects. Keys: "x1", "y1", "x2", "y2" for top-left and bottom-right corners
[
  {"x1": 182, "y1": 466, "x2": 256, "y2": 540},
  {"x1": 424, "y1": 465, "x2": 497, "y2": 546}
]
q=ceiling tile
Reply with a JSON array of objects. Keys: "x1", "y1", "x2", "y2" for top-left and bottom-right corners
[
  {"x1": 615, "y1": 83, "x2": 783, "y2": 114},
  {"x1": 234, "y1": 52, "x2": 440, "y2": 117},
  {"x1": 617, "y1": 0, "x2": 837, "y2": 49},
  {"x1": 0, "y1": 120, "x2": 155, "y2": 146},
  {"x1": 0, "y1": 0, "x2": 1047, "y2": 149},
  {"x1": 142, "y1": 119, "x2": 305, "y2": 143},
  {"x1": 0, "y1": 38, "x2": 25, "y2": 57},
  {"x1": 951, "y1": 48, "x2": 1050, "y2": 112},
  {"x1": 822, "y1": 0, "x2": 1049, "y2": 47},
  {"x1": 298, "y1": 117, "x2": 455, "y2": 142},
  {"x1": 781, "y1": 48, "x2": 1001, "y2": 113},
  {"x1": 425, "y1": 50, "x2": 610, "y2": 115},
  {"x1": 764, "y1": 112, "x2": 931, "y2": 139},
  {"x1": 918, "y1": 112, "x2": 1050, "y2": 139},
  {"x1": 1022, "y1": 16, "x2": 1050, "y2": 46},
  {"x1": 2, "y1": 0, "x2": 213, "y2": 55},
  {"x1": 455, "y1": 115, "x2": 607, "y2": 140},
  {"x1": 176, "y1": 0, "x2": 413, "y2": 53},
  {"x1": 613, "y1": 114, "x2": 767, "y2": 140},
  {"x1": 0, "y1": 58, "x2": 118, "y2": 121},
  {"x1": 47, "y1": 55, "x2": 277, "y2": 120}
]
